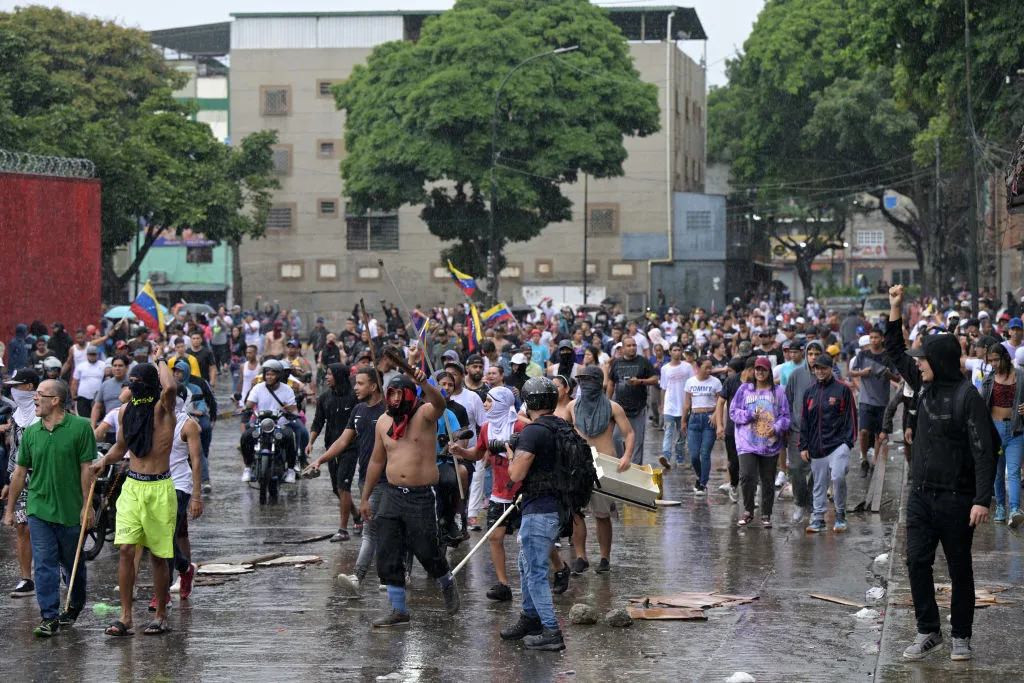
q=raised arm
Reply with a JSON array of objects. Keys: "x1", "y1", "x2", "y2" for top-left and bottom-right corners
[
  {"x1": 884, "y1": 285, "x2": 921, "y2": 392},
  {"x1": 157, "y1": 356, "x2": 178, "y2": 416}
]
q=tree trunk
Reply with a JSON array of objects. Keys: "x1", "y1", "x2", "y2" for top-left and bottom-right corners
[
  {"x1": 795, "y1": 256, "x2": 814, "y2": 300},
  {"x1": 231, "y1": 239, "x2": 244, "y2": 307}
]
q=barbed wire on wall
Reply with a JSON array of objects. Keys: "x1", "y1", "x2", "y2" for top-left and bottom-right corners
[{"x1": 0, "y1": 149, "x2": 95, "y2": 178}]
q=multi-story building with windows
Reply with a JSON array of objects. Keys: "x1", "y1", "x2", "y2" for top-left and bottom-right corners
[{"x1": 227, "y1": 6, "x2": 708, "y2": 319}]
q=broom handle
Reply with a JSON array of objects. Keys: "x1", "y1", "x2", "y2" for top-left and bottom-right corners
[{"x1": 65, "y1": 476, "x2": 97, "y2": 613}]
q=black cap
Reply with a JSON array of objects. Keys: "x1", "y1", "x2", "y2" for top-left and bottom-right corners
[
  {"x1": 812, "y1": 353, "x2": 834, "y2": 368},
  {"x1": 465, "y1": 354, "x2": 484, "y2": 367},
  {"x1": 4, "y1": 368, "x2": 41, "y2": 388},
  {"x1": 444, "y1": 359, "x2": 466, "y2": 374}
]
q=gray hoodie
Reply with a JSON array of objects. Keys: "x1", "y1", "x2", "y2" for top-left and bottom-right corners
[{"x1": 785, "y1": 362, "x2": 815, "y2": 429}]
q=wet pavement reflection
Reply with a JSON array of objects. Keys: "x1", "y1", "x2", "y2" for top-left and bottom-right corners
[{"x1": 3, "y1": 409, "x2": 1010, "y2": 682}]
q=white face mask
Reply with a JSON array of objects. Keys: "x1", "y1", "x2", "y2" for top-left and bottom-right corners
[
  {"x1": 10, "y1": 388, "x2": 38, "y2": 428},
  {"x1": 10, "y1": 388, "x2": 35, "y2": 409}
]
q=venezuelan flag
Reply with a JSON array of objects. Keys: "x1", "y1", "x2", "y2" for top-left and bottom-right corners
[
  {"x1": 447, "y1": 260, "x2": 477, "y2": 297},
  {"x1": 468, "y1": 303, "x2": 484, "y2": 352},
  {"x1": 130, "y1": 281, "x2": 166, "y2": 334},
  {"x1": 481, "y1": 302, "x2": 515, "y2": 326}
]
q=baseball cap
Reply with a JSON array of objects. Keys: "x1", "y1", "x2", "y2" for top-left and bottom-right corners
[
  {"x1": 557, "y1": 339, "x2": 574, "y2": 350},
  {"x1": 858, "y1": 335, "x2": 871, "y2": 348},
  {"x1": 465, "y1": 354, "x2": 484, "y2": 367},
  {"x1": 1010, "y1": 318, "x2": 1024, "y2": 330},
  {"x1": 812, "y1": 353, "x2": 833, "y2": 368},
  {"x1": 684, "y1": 345, "x2": 697, "y2": 355},
  {"x1": 115, "y1": 340, "x2": 128, "y2": 349},
  {"x1": 946, "y1": 310, "x2": 960, "y2": 322},
  {"x1": 316, "y1": 317, "x2": 325, "y2": 323},
  {"x1": 737, "y1": 341, "x2": 753, "y2": 357},
  {"x1": 789, "y1": 339, "x2": 805, "y2": 351},
  {"x1": 781, "y1": 340, "x2": 793, "y2": 350},
  {"x1": 356, "y1": 349, "x2": 373, "y2": 361},
  {"x1": 753, "y1": 356, "x2": 772, "y2": 371},
  {"x1": 796, "y1": 317, "x2": 806, "y2": 325},
  {"x1": 827, "y1": 344, "x2": 840, "y2": 356},
  {"x1": 287, "y1": 339, "x2": 300, "y2": 347},
  {"x1": 4, "y1": 368, "x2": 40, "y2": 387},
  {"x1": 444, "y1": 359, "x2": 465, "y2": 374},
  {"x1": 86, "y1": 345, "x2": 100, "y2": 354},
  {"x1": 530, "y1": 329, "x2": 541, "y2": 337},
  {"x1": 978, "y1": 310, "x2": 990, "y2": 319},
  {"x1": 511, "y1": 353, "x2": 527, "y2": 365}
]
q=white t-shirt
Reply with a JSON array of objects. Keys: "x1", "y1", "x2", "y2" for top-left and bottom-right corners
[
  {"x1": 633, "y1": 332, "x2": 650, "y2": 354},
  {"x1": 102, "y1": 406, "x2": 120, "y2": 435},
  {"x1": 73, "y1": 360, "x2": 107, "y2": 401},
  {"x1": 244, "y1": 321, "x2": 262, "y2": 348},
  {"x1": 684, "y1": 376, "x2": 723, "y2": 411},
  {"x1": 247, "y1": 382, "x2": 297, "y2": 424},
  {"x1": 239, "y1": 360, "x2": 261, "y2": 406},
  {"x1": 71, "y1": 344, "x2": 89, "y2": 370},
  {"x1": 660, "y1": 361, "x2": 695, "y2": 417},
  {"x1": 169, "y1": 412, "x2": 196, "y2": 494},
  {"x1": 451, "y1": 388, "x2": 486, "y2": 448},
  {"x1": 964, "y1": 357, "x2": 992, "y2": 392}
]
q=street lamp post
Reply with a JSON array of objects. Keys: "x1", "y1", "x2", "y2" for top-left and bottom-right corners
[{"x1": 488, "y1": 45, "x2": 579, "y2": 305}]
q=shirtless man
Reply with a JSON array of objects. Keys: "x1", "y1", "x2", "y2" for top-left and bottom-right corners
[
  {"x1": 566, "y1": 365, "x2": 634, "y2": 574},
  {"x1": 359, "y1": 368, "x2": 460, "y2": 627},
  {"x1": 92, "y1": 352, "x2": 178, "y2": 636},
  {"x1": 551, "y1": 375, "x2": 575, "y2": 421}
]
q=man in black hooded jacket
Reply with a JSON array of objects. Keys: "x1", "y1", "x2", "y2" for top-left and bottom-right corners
[
  {"x1": 307, "y1": 363, "x2": 360, "y2": 540},
  {"x1": 885, "y1": 285, "x2": 997, "y2": 662}
]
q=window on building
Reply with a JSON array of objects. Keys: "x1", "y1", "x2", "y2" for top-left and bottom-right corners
[
  {"x1": 535, "y1": 260, "x2": 553, "y2": 277},
  {"x1": 317, "y1": 80, "x2": 336, "y2": 98},
  {"x1": 891, "y1": 269, "x2": 921, "y2": 286},
  {"x1": 317, "y1": 261, "x2": 338, "y2": 281},
  {"x1": 856, "y1": 229, "x2": 884, "y2": 248},
  {"x1": 345, "y1": 206, "x2": 399, "y2": 251},
  {"x1": 260, "y1": 87, "x2": 290, "y2": 116},
  {"x1": 271, "y1": 145, "x2": 292, "y2": 176},
  {"x1": 318, "y1": 199, "x2": 338, "y2": 217},
  {"x1": 586, "y1": 262, "x2": 598, "y2": 276},
  {"x1": 279, "y1": 261, "x2": 303, "y2": 280},
  {"x1": 357, "y1": 266, "x2": 381, "y2": 281},
  {"x1": 587, "y1": 204, "x2": 619, "y2": 235},
  {"x1": 186, "y1": 246, "x2": 213, "y2": 264},
  {"x1": 319, "y1": 141, "x2": 335, "y2": 158},
  {"x1": 500, "y1": 264, "x2": 522, "y2": 280},
  {"x1": 266, "y1": 205, "x2": 295, "y2": 231},
  {"x1": 610, "y1": 262, "x2": 635, "y2": 279},
  {"x1": 687, "y1": 210, "x2": 712, "y2": 231}
]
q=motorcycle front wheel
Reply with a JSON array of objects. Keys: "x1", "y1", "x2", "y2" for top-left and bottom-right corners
[{"x1": 83, "y1": 506, "x2": 108, "y2": 561}]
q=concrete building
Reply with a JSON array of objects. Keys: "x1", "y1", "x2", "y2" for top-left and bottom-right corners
[
  {"x1": 228, "y1": 6, "x2": 708, "y2": 321},
  {"x1": 151, "y1": 23, "x2": 231, "y2": 143}
]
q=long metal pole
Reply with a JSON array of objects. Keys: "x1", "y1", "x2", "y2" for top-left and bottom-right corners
[
  {"x1": 965, "y1": 0, "x2": 979, "y2": 306},
  {"x1": 488, "y1": 46, "x2": 579, "y2": 306},
  {"x1": 583, "y1": 173, "x2": 589, "y2": 305}
]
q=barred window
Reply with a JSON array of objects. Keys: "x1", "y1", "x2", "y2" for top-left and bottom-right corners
[
  {"x1": 345, "y1": 206, "x2": 399, "y2": 251},
  {"x1": 261, "y1": 87, "x2": 290, "y2": 116},
  {"x1": 588, "y1": 204, "x2": 619, "y2": 235},
  {"x1": 266, "y1": 206, "x2": 294, "y2": 231},
  {"x1": 687, "y1": 210, "x2": 711, "y2": 231},
  {"x1": 271, "y1": 146, "x2": 291, "y2": 176}
]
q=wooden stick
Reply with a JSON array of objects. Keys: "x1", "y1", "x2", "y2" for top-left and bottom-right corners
[
  {"x1": 65, "y1": 477, "x2": 97, "y2": 613},
  {"x1": 809, "y1": 593, "x2": 866, "y2": 608},
  {"x1": 451, "y1": 495, "x2": 522, "y2": 577},
  {"x1": 357, "y1": 298, "x2": 377, "y2": 368}
]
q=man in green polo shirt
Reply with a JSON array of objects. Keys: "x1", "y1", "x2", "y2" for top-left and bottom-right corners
[{"x1": 4, "y1": 378, "x2": 95, "y2": 637}]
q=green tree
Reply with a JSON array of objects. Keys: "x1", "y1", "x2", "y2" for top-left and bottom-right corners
[
  {"x1": 335, "y1": 0, "x2": 660, "y2": 302},
  {"x1": 0, "y1": 6, "x2": 278, "y2": 301}
]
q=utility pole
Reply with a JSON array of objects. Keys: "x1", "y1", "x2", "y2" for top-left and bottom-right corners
[
  {"x1": 582, "y1": 173, "x2": 589, "y2": 305},
  {"x1": 965, "y1": 0, "x2": 980, "y2": 306}
]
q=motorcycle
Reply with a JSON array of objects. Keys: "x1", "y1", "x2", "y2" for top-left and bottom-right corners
[
  {"x1": 83, "y1": 443, "x2": 128, "y2": 561},
  {"x1": 245, "y1": 409, "x2": 294, "y2": 504}
]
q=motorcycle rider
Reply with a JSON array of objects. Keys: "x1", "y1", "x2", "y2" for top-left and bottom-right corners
[{"x1": 241, "y1": 360, "x2": 299, "y2": 483}]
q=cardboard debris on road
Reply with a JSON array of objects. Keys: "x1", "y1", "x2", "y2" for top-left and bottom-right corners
[
  {"x1": 200, "y1": 553, "x2": 283, "y2": 567},
  {"x1": 256, "y1": 555, "x2": 322, "y2": 567},
  {"x1": 809, "y1": 594, "x2": 866, "y2": 608},
  {"x1": 263, "y1": 533, "x2": 335, "y2": 545},
  {"x1": 197, "y1": 564, "x2": 255, "y2": 575},
  {"x1": 629, "y1": 592, "x2": 759, "y2": 610},
  {"x1": 889, "y1": 585, "x2": 1015, "y2": 608},
  {"x1": 625, "y1": 607, "x2": 707, "y2": 621}
]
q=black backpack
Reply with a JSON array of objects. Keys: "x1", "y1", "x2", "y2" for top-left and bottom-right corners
[{"x1": 532, "y1": 415, "x2": 600, "y2": 537}]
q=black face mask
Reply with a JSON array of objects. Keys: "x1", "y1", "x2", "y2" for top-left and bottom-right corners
[{"x1": 385, "y1": 376, "x2": 419, "y2": 439}]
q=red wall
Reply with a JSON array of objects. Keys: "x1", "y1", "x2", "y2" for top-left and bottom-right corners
[{"x1": 0, "y1": 172, "x2": 102, "y2": 345}]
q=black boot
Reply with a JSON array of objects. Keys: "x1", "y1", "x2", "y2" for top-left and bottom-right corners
[
  {"x1": 524, "y1": 627, "x2": 566, "y2": 651},
  {"x1": 551, "y1": 566, "x2": 570, "y2": 595},
  {"x1": 500, "y1": 612, "x2": 543, "y2": 640}
]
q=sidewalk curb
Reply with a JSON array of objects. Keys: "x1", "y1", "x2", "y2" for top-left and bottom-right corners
[{"x1": 874, "y1": 454, "x2": 908, "y2": 677}]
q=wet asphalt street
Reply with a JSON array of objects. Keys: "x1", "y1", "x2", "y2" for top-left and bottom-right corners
[{"x1": 1, "y1": 389, "x2": 1021, "y2": 682}]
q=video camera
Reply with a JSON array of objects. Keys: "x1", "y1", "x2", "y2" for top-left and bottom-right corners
[{"x1": 487, "y1": 432, "x2": 520, "y2": 455}]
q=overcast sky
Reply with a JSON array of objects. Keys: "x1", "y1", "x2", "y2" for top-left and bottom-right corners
[{"x1": 0, "y1": 0, "x2": 763, "y2": 87}]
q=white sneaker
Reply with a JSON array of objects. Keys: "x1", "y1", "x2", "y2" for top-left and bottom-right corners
[
  {"x1": 774, "y1": 471, "x2": 788, "y2": 488},
  {"x1": 728, "y1": 485, "x2": 739, "y2": 503},
  {"x1": 284, "y1": 469, "x2": 296, "y2": 484},
  {"x1": 241, "y1": 467, "x2": 252, "y2": 482},
  {"x1": 378, "y1": 584, "x2": 388, "y2": 592},
  {"x1": 169, "y1": 577, "x2": 181, "y2": 593},
  {"x1": 718, "y1": 482, "x2": 732, "y2": 492},
  {"x1": 791, "y1": 508, "x2": 805, "y2": 524},
  {"x1": 778, "y1": 483, "x2": 793, "y2": 500},
  {"x1": 336, "y1": 574, "x2": 360, "y2": 593},
  {"x1": 754, "y1": 485, "x2": 761, "y2": 508}
]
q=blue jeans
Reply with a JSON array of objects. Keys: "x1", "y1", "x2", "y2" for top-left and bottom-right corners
[
  {"x1": 687, "y1": 413, "x2": 716, "y2": 486},
  {"x1": 517, "y1": 512, "x2": 560, "y2": 629},
  {"x1": 994, "y1": 420, "x2": 1024, "y2": 510},
  {"x1": 27, "y1": 515, "x2": 86, "y2": 619},
  {"x1": 197, "y1": 415, "x2": 212, "y2": 482},
  {"x1": 662, "y1": 415, "x2": 685, "y2": 462}
]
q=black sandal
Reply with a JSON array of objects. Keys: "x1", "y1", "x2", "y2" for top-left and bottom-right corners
[
  {"x1": 105, "y1": 620, "x2": 134, "y2": 637},
  {"x1": 143, "y1": 619, "x2": 170, "y2": 635}
]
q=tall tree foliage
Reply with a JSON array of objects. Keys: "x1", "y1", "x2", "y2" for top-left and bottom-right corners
[
  {"x1": 335, "y1": 0, "x2": 660, "y2": 300},
  {"x1": 0, "y1": 6, "x2": 279, "y2": 301}
]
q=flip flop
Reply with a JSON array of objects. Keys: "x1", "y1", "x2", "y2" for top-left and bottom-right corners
[
  {"x1": 143, "y1": 618, "x2": 170, "y2": 635},
  {"x1": 105, "y1": 620, "x2": 134, "y2": 637}
]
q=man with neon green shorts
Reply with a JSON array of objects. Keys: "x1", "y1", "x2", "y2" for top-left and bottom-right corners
[{"x1": 92, "y1": 353, "x2": 178, "y2": 636}]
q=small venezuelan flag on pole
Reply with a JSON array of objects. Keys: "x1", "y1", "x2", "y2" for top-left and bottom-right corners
[
  {"x1": 447, "y1": 260, "x2": 477, "y2": 297},
  {"x1": 130, "y1": 281, "x2": 166, "y2": 335}
]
